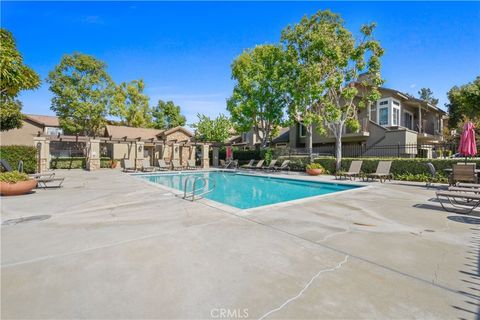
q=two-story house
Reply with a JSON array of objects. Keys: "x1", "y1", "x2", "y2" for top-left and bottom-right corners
[
  {"x1": 0, "y1": 114, "x2": 64, "y2": 146},
  {"x1": 284, "y1": 84, "x2": 447, "y2": 157}
]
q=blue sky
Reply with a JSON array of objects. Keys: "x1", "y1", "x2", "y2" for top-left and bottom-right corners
[{"x1": 2, "y1": 1, "x2": 480, "y2": 126}]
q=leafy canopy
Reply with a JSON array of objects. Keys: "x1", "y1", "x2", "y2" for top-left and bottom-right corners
[
  {"x1": 111, "y1": 79, "x2": 151, "y2": 128},
  {"x1": 447, "y1": 76, "x2": 480, "y2": 128},
  {"x1": 0, "y1": 29, "x2": 41, "y2": 131},
  {"x1": 151, "y1": 100, "x2": 186, "y2": 129},
  {"x1": 191, "y1": 114, "x2": 232, "y2": 143},
  {"x1": 418, "y1": 87, "x2": 439, "y2": 106},
  {"x1": 227, "y1": 44, "x2": 286, "y2": 147},
  {"x1": 47, "y1": 52, "x2": 114, "y2": 136}
]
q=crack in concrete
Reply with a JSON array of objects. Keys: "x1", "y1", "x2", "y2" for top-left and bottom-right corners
[{"x1": 258, "y1": 255, "x2": 350, "y2": 320}]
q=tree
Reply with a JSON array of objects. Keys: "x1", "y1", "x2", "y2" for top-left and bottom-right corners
[
  {"x1": 111, "y1": 79, "x2": 151, "y2": 127},
  {"x1": 227, "y1": 44, "x2": 286, "y2": 147},
  {"x1": 281, "y1": 10, "x2": 383, "y2": 170},
  {"x1": 447, "y1": 76, "x2": 480, "y2": 128},
  {"x1": 151, "y1": 99, "x2": 186, "y2": 129},
  {"x1": 0, "y1": 29, "x2": 41, "y2": 131},
  {"x1": 191, "y1": 114, "x2": 231, "y2": 143},
  {"x1": 418, "y1": 87, "x2": 439, "y2": 106},
  {"x1": 47, "y1": 53, "x2": 114, "y2": 136}
]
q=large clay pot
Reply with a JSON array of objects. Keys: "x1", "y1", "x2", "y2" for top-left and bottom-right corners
[
  {"x1": 306, "y1": 168, "x2": 324, "y2": 176},
  {"x1": 0, "y1": 179, "x2": 37, "y2": 196}
]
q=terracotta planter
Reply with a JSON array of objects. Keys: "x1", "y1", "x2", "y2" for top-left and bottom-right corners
[
  {"x1": 0, "y1": 179, "x2": 37, "y2": 196},
  {"x1": 110, "y1": 161, "x2": 118, "y2": 169},
  {"x1": 306, "y1": 168, "x2": 324, "y2": 176}
]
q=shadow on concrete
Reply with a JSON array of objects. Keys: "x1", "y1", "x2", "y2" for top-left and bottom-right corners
[
  {"x1": 453, "y1": 226, "x2": 480, "y2": 320},
  {"x1": 448, "y1": 216, "x2": 480, "y2": 225}
]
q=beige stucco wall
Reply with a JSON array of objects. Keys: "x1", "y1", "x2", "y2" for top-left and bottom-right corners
[
  {"x1": 0, "y1": 120, "x2": 42, "y2": 146},
  {"x1": 111, "y1": 143, "x2": 135, "y2": 160}
]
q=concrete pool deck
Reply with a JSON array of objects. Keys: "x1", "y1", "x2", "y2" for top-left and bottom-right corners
[{"x1": 1, "y1": 169, "x2": 479, "y2": 319}]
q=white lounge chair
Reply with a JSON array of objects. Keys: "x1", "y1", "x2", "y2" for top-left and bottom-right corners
[
  {"x1": 171, "y1": 160, "x2": 184, "y2": 170},
  {"x1": 142, "y1": 159, "x2": 156, "y2": 172},
  {"x1": 157, "y1": 159, "x2": 170, "y2": 171},
  {"x1": 122, "y1": 159, "x2": 136, "y2": 172}
]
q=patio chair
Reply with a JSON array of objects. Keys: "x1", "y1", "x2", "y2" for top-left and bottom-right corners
[
  {"x1": 36, "y1": 174, "x2": 65, "y2": 189},
  {"x1": 251, "y1": 159, "x2": 265, "y2": 170},
  {"x1": 187, "y1": 159, "x2": 198, "y2": 170},
  {"x1": 449, "y1": 164, "x2": 477, "y2": 185},
  {"x1": 273, "y1": 160, "x2": 290, "y2": 172},
  {"x1": 262, "y1": 159, "x2": 277, "y2": 171},
  {"x1": 122, "y1": 159, "x2": 136, "y2": 172},
  {"x1": 141, "y1": 159, "x2": 156, "y2": 172},
  {"x1": 242, "y1": 159, "x2": 255, "y2": 169},
  {"x1": 336, "y1": 160, "x2": 363, "y2": 180},
  {"x1": 436, "y1": 190, "x2": 480, "y2": 214},
  {"x1": 171, "y1": 159, "x2": 184, "y2": 170},
  {"x1": 363, "y1": 161, "x2": 393, "y2": 183},
  {"x1": 425, "y1": 162, "x2": 437, "y2": 188},
  {"x1": 157, "y1": 159, "x2": 170, "y2": 171},
  {"x1": 1, "y1": 159, "x2": 56, "y2": 179},
  {"x1": 222, "y1": 160, "x2": 232, "y2": 169},
  {"x1": 219, "y1": 159, "x2": 226, "y2": 168}
]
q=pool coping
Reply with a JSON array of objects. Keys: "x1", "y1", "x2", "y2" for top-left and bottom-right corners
[{"x1": 131, "y1": 169, "x2": 373, "y2": 214}]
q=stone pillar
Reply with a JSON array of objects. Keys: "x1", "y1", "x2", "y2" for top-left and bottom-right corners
[
  {"x1": 212, "y1": 146, "x2": 219, "y2": 167},
  {"x1": 86, "y1": 139, "x2": 101, "y2": 171},
  {"x1": 201, "y1": 143, "x2": 210, "y2": 169},
  {"x1": 189, "y1": 146, "x2": 196, "y2": 161},
  {"x1": 33, "y1": 137, "x2": 49, "y2": 173},
  {"x1": 135, "y1": 141, "x2": 145, "y2": 169}
]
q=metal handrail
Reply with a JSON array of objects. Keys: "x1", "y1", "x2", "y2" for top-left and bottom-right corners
[{"x1": 183, "y1": 176, "x2": 216, "y2": 201}]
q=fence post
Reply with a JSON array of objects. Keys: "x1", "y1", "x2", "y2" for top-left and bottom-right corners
[{"x1": 397, "y1": 143, "x2": 400, "y2": 157}]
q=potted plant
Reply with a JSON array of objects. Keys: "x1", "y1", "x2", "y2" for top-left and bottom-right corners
[
  {"x1": 0, "y1": 171, "x2": 37, "y2": 196},
  {"x1": 306, "y1": 163, "x2": 325, "y2": 176},
  {"x1": 110, "y1": 159, "x2": 118, "y2": 169}
]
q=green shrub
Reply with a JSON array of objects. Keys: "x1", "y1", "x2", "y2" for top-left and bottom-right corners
[
  {"x1": 278, "y1": 156, "x2": 478, "y2": 182},
  {"x1": 0, "y1": 171, "x2": 30, "y2": 183},
  {"x1": 261, "y1": 148, "x2": 273, "y2": 164},
  {"x1": 50, "y1": 157, "x2": 111, "y2": 169},
  {"x1": 0, "y1": 145, "x2": 37, "y2": 174},
  {"x1": 306, "y1": 163, "x2": 324, "y2": 170}
]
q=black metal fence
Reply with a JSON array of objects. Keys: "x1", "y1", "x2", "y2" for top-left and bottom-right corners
[
  {"x1": 50, "y1": 141, "x2": 86, "y2": 158},
  {"x1": 275, "y1": 143, "x2": 467, "y2": 159}
]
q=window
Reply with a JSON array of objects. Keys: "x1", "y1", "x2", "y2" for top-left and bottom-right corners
[
  {"x1": 379, "y1": 107, "x2": 389, "y2": 126},
  {"x1": 404, "y1": 112, "x2": 413, "y2": 130},
  {"x1": 299, "y1": 123, "x2": 306, "y2": 137},
  {"x1": 241, "y1": 132, "x2": 248, "y2": 142},
  {"x1": 45, "y1": 127, "x2": 63, "y2": 135},
  {"x1": 392, "y1": 107, "x2": 400, "y2": 126}
]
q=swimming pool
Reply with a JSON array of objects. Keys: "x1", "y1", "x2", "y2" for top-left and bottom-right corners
[{"x1": 139, "y1": 171, "x2": 361, "y2": 209}]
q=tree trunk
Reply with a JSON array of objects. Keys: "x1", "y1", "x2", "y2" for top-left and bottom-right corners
[
  {"x1": 334, "y1": 123, "x2": 344, "y2": 172},
  {"x1": 306, "y1": 125, "x2": 313, "y2": 161}
]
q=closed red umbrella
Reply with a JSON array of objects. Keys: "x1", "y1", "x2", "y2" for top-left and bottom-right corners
[
  {"x1": 458, "y1": 121, "x2": 477, "y2": 162},
  {"x1": 226, "y1": 146, "x2": 233, "y2": 160}
]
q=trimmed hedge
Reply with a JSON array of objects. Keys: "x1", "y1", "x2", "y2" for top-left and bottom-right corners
[
  {"x1": 50, "y1": 157, "x2": 112, "y2": 169},
  {"x1": 0, "y1": 145, "x2": 37, "y2": 174},
  {"x1": 278, "y1": 156, "x2": 480, "y2": 183}
]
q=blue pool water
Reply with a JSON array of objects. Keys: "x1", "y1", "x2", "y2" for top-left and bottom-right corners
[{"x1": 139, "y1": 171, "x2": 360, "y2": 209}]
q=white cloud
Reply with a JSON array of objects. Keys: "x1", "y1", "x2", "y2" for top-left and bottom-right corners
[{"x1": 409, "y1": 83, "x2": 417, "y2": 89}]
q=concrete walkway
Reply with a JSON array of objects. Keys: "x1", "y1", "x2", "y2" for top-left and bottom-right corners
[{"x1": 1, "y1": 169, "x2": 479, "y2": 319}]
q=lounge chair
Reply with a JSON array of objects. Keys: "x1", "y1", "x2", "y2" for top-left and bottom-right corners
[
  {"x1": 36, "y1": 174, "x2": 65, "y2": 189},
  {"x1": 363, "y1": 161, "x2": 392, "y2": 183},
  {"x1": 449, "y1": 164, "x2": 477, "y2": 185},
  {"x1": 222, "y1": 160, "x2": 231, "y2": 169},
  {"x1": 157, "y1": 159, "x2": 170, "y2": 171},
  {"x1": 273, "y1": 160, "x2": 290, "y2": 172},
  {"x1": 436, "y1": 190, "x2": 480, "y2": 214},
  {"x1": 219, "y1": 159, "x2": 226, "y2": 168},
  {"x1": 251, "y1": 160, "x2": 265, "y2": 170},
  {"x1": 171, "y1": 159, "x2": 184, "y2": 170},
  {"x1": 425, "y1": 162, "x2": 437, "y2": 188},
  {"x1": 336, "y1": 160, "x2": 363, "y2": 180},
  {"x1": 1, "y1": 159, "x2": 64, "y2": 186},
  {"x1": 122, "y1": 159, "x2": 136, "y2": 172},
  {"x1": 142, "y1": 159, "x2": 156, "y2": 172},
  {"x1": 262, "y1": 159, "x2": 277, "y2": 171},
  {"x1": 242, "y1": 160, "x2": 255, "y2": 169},
  {"x1": 187, "y1": 160, "x2": 198, "y2": 170}
]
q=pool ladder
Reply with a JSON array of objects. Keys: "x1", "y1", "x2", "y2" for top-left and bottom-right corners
[{"x1": 182, "y1": 176, "x2": 216, "y2": 201}]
